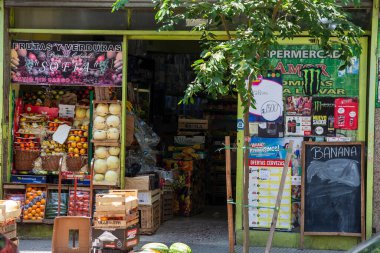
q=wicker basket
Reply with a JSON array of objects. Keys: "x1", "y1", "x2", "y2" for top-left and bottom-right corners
[
  {"x1": 41, "y1": 155, "x2": 63, "y2": 171},
  {"x1": 66, "y1": 156, "x2": 87, "y2": 172},
  {"x1": 14, "y1": 149, "x2": 40, "y2": 171}
]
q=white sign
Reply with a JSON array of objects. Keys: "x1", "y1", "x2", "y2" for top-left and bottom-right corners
[
  {"x1": 249, "y1": 79, "x2": 283, "y2": 122},
  {"x1": 53, "y1": 124, "x2": 71, "y2": 144}
]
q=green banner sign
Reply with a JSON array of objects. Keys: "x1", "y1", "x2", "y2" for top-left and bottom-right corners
[{"x1": 269, "y1": 45, "x2": 359, "y2": 97}]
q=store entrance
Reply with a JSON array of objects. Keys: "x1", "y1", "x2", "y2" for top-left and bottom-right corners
[{"x1": 126, "y1": 40, "x2": 237, "y2": 244}]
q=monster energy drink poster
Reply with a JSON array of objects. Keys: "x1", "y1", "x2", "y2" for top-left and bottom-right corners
[
  {"x1": 312, "y1": 98, "x2": 335, "y2": 136},
  {"x1": 269, "y1": 45, "x2": 359, "y2": 97}
]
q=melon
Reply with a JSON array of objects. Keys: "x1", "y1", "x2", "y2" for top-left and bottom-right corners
[
  {"x1": 94, "y1": 116, "x2": 106, "y2": 130},
  {"x1": 109, "y1": 103, "x2": 122, "y2": 115},
  {"x1": 106, "y1": 115, "x2": 120, "y2": 128},
  {"x1": 107, "y1": 128, "x2": 120, "y2": 140},
  {"x1": 75, "y1": 107, "x2": 87, "y2": 119},
  {"x1": 169, "y1": 243, "x2": 192, "y2": 253},
  {"x1": 94, "y1": 174, "x2": 105, "y2": 182},
  {"x1": 108, "y1": 147, "x2": 120, "y2": 156},
  {"x1": 107, "y1": 156, "x2": 120, "y2": 170},
  {"x1": 104, "y1": 170, "x2": 118, "y2": 184},
  {"x1": 95, "y1": 147, "x2": 109, "y2": 159},
  {"x1": 142, "y1": 243, "x2": 169, "y2": 253},
  {"x1": 93, "y1": 130, "x2": 107, "y2": 140},
  {"x1": 94, "y1": 159, "x2": 107, "y2": 174},
  {"x1": 96, "y1": 103, "x2": 109, "y2": 116}
]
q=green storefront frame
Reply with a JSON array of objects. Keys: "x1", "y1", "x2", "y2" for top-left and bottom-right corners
[{"x1": 0, "y1": 0, "x2": 378, "y2": 249}]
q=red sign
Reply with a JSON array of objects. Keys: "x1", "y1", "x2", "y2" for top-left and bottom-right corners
[
  {"x1": 334, "y1": 98, "x2": 358, "y2": 130},
  {"x1": 249, "y1": 159, "x2": 291, "y2": 167},
  {"x1": 11, "y1": 40, "x2": 123, "y2": 86}
]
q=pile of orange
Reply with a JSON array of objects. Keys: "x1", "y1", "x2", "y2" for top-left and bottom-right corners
[
  {"x1": 67, "y1": 130, "x2": 88, "y2": 157},
  {"x1": 23, "y1": 187, "x2": 46, "y2": 221}
]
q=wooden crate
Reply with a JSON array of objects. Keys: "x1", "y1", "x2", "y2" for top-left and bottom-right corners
[
  {"x1": 93, "y1": 212, "x2": 139, "y2": 229},
  {"x1": 138, "y1": 189, "x2": 160, "y2": 205},
  {"x1": 161, "y1": 191, "x2": 174, "y2": 222},
  {"x1": 0, "y1": 220, "x2": 16, "y2": 234},
  {"x1": 94, "y1": 87, "x2": 110, "y2": 101},
  {"x1": 138, "y1": 200, "x2": 160, "y2": 235},
  {"x1": 96, "y1": 191, "x2": 138, "y2": 213},
  {"x1": 3, "y1": 230, "x2": 17, "y2": 240},
  {"x1": 178, "y1": 118, "x2": 208, "y2": 131},
  {"x1": 0, "y1": 200, "x2": 21, "y2": 223}
]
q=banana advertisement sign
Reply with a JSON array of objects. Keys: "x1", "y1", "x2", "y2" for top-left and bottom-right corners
[{"x1": 269, "y1": 45, "x2": 359, "y2": 97}]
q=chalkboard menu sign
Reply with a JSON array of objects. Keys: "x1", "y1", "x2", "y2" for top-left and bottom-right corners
[{"x1": 301, "y1": 142, "x2": 365, "y2": 246}]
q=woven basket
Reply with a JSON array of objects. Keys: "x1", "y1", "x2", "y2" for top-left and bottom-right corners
[
  {"x1": 66, "y1": 156, "x2": 87, "y2": 172},
  {"x1": 14, "y1": 149, "x2": 40, "y2": 171},
  {"x1": 41, "y1": 155, "x2": 62, "y2": 171}
]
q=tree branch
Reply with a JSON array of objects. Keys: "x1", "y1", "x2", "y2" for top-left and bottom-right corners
[
  {"x1": 272, "y1": 0, "x2": 283, "y2": 21},
  {"x1": 220, "y1": 14, "x2": 232, "y2": 40}
]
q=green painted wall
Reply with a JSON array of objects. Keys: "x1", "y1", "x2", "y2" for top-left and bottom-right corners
[
  {"x1": 236, "y1": 231, "x2": 360, "y2": 250},
  {"x1": 235, "y1": 37, "x2": 370, "y2": 249}
]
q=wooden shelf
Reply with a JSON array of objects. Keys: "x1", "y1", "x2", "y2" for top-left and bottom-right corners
[
  {"x1": 92, "y1": 140, "x2": 120, "y2": 147},
  {"x1": 47, "y1": 184, "x2": 69, "y2": 190},
  {"x1": 3, "y1": 183, "x2": 26, "y2": 190},
  {"x1": 93, "y1": 100, "x2": 120, "y2": 104}
]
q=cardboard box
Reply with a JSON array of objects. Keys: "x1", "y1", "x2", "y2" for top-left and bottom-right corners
[
  {"x1": 125, "y1": 175, "x2": 156, "y2": 191},
  {"x1": 11, "y1": 175, "x2": 46, "y2": 184},
  {"x1": 59, "y1": 104, "x2": 75, "y2": 118},
  {"x1": 24, "y1": 104, "x2": 59, "y2": 119},
  {"x1": 138, "y1": 189, "x2": 161, "y2": 205},
  {"x1": 174, "y1": 136, "x2": 206, "y2": 145},
  {"x1": 92, "y1": 226, "x2": 139, "y2": 250},
  {"x1": 52, "y1": 216, "x2": 91, "y2": 253}
]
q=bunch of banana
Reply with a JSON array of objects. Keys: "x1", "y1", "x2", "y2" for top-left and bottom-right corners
[
  {"x1": 126, "y1": 100, "x2": 133, "y2": 112},
  {"x1": 11, "y1": 49, "x2": 20, "y2": 75},
  {"x1": 173, "y1": 147, "x2": 200, "y2": 160},
  {"x1": 168, "y1": 144, "x2": 203, "y2": 152}
]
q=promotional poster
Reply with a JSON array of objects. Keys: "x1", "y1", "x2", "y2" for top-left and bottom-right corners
[
  {"x1": 249, "y1": 122, "x2": 284, "y2": 138},
  {"x1": 11, "y1": 40, "x2": 123, "y2": 86},
  {"x1": 248, "y1": 159, "x2": 292, "y2": 230},
  {"x1": 285, "y1": 96, "x2": 312, "y2": 116},
  {"x1": 285, "y1": 116, "x2": 312, "y2": 136},
  {"x1": 312, "y1": 97, "x2": 335, "y2": 136},
  {"x1": 334, "y1": 98, "x2": 359, "y2": 130},
  {"x1": 249, "y1": 73, "x2": 283, "y2": 123}
]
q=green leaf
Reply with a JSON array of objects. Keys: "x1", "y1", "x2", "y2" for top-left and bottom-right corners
[{"x1": 112, "y1": 0, "x2": 363, "y2": 111}]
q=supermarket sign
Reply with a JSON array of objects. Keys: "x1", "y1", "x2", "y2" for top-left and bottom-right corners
[
  {"x1": 269, "y1": 45, "x2": 360, "y2": 97},
  {"x1": 11, "y1": 40, "x2": 123, "y2": 86}
]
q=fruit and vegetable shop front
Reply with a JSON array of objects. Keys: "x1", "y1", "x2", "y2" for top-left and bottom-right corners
[{"x1": 0, "y1": 0, "x2": 378, "y2": 251}]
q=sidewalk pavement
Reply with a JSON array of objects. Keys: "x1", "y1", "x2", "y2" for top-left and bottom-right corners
[{"x1": 18, "y1": 239, "x2": 344, "y2": 253}]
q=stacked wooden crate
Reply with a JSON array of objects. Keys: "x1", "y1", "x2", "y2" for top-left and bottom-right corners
[
  {"x1": 138, "y1": 189, "x2": 161, "y2": 235},
  {"x1": 125, "y1": 175, "x2": 162, "y2": 235},
  {"x1": 92, "y1": 190, "x2": 139, "y2": 252},
  {"x1": 161, "y1": 184, "x2": 174, "y2": 222},
  {"x1": 0, "y1": 200, "x2": 21, "y2": 245}
]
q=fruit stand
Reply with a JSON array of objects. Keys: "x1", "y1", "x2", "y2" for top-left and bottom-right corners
[{"x1": 5, "y1": 40, "x2": 126, "y2": 227}]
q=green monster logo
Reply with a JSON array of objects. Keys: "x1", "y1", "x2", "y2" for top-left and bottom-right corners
[
  {"x1": 301, "y1": 67, "x2": 322, "y2": 96},
  {"x1": 314, "y1": 100, "x2": 322, "y2": 112}
]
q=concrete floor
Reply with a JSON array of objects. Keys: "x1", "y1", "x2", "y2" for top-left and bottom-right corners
[{"x1": 18, "y1": 206, "x2": 344, "y2": 252}]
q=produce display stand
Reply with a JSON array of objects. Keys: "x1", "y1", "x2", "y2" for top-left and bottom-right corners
[{"x1": 57, "y1": 158, "x2": 94, "y2": 217}]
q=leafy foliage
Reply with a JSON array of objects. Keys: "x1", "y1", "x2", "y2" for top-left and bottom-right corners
[{"x1": 113, "y1": 0, "x2": 363, "y2": 110}]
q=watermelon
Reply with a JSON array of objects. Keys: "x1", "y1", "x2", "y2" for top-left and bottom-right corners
[
  {"x1": 169, "y1": 243, "x2": 192, "y2": 253},
  {"x1": 142, "y1": 243, "x2": 169, "y2": 253}
]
